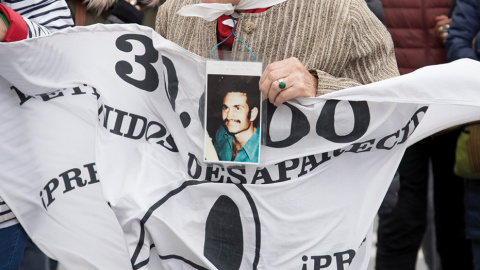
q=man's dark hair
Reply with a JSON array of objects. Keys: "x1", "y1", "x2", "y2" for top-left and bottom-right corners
[
  {"x1": 207, "y1": 74, "x2": 261, "y2": 131},
  {"x1": 209, "y1": 74, "x2": 260, "y2": 111}
]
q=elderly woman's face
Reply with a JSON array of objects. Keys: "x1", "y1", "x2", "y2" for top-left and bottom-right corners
[{"x1": 201, "y1": 0, "x2": 241, "y2": 4}]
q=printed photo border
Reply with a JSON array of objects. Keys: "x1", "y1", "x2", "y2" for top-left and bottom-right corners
[{"x1": 204, "y1": 61, "x2": 263, "y2": 165}]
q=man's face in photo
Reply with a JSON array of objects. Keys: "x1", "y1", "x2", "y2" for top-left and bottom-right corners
[{"x1": 222, "y1": 92, "x2": 254, "y2": 135}]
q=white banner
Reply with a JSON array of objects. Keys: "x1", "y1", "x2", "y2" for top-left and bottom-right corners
[{"x1": 1, "y1": 24, "x2": 480, "y2": 270}]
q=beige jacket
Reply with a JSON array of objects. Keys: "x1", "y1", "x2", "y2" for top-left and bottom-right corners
[{"x1": 156, "y1": 0, "x2": 399, "y2": 95}]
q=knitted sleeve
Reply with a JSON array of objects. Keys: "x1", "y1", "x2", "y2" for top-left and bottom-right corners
[
  {"x1": 315, "y1": 0, "x2": 399, "y2": 95},
  {"x1": 155, "y1": 0, "x2": 169, "y2": 37}
]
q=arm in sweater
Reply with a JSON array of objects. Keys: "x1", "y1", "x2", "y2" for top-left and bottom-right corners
[
  {"x1": 446, "y1": 0, "x2": 480, "y2": 61},
  {"x1": 313, "y1": 0, "x2": 399, "y2": 95}
]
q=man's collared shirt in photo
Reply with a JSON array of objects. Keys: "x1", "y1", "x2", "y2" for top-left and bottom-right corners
[{"x1": 214, "y1": 125, "x2": 259, "y2": 163}]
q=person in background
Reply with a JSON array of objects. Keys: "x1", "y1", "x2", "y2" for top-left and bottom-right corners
[
  {"x1": 0, "y1": 2, "x2": 73, "y2": 269},
  {"x1": 446, "y1": 0, "x2": 478, "y2": 62},
  {"x1": 376, "y1": 0, "x2": 472, "y2": 269},
  {"x1": 446, "y1": 0, "x2": 480, "y2": 268},
  {"x1": 66, "y1": 0, "x2": 163, "y2": 27},
  {"x1": 103, "y1": 0, "x2": 144, "y2": 24}
]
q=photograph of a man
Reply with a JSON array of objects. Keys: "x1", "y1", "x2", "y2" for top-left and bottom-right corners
[{"x1": 206, "y1": 74, "x2": 261, "y2": 164}]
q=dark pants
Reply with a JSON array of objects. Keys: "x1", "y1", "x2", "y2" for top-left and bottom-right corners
[
  {"x1": 0, "y1": 223, "x2": 27, "y2": 270},
  {"x1": 431, "y1": 131, "x2": 473, "y2": 270},
  {"x1": 472, "y1": 239, "x2": 480, "y2": 270},
  {"x1": 20, "y1": 237, "x2": 56, "y2": 270},
  {"x1": 376, "y1": 131, "x2": 472, "y2": 270}
]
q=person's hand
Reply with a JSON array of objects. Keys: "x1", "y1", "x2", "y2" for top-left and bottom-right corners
[
  {"x1": 434, "y1": 15, "x2": 452, "y2": 45},
  {"x1": 259, "y1": 57, "x2": 318, "y2": 107},
  {"x1": 126, "y1": 0, "x2": 141, "y2": 10},
  {"x1": 0, "y1": 16, "x2": 7, "y2": 42}
]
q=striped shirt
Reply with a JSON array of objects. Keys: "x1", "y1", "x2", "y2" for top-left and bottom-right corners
[
  {"x1": 0, "y1": 0, "x2": 73, "y2": 227},
  {"x1": 2, "y1": 0, "x2": 73, "y2": 38},
  {"x1": 0, "y1": 198, "x2": 17, "y2": 228}
]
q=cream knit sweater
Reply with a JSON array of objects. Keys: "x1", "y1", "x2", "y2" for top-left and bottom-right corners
[{"x1": 156, "y1": 0, "x2": 399, "y2": 95}]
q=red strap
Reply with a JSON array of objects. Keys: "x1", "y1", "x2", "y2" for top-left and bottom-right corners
[{"x1": 0, "y1": 4, "x2": 28, "y2": 42}]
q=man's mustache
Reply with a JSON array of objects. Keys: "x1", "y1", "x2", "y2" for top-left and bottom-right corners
[{"x1": 224, "y1": 119, "x2": 241, "y2": 124}]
